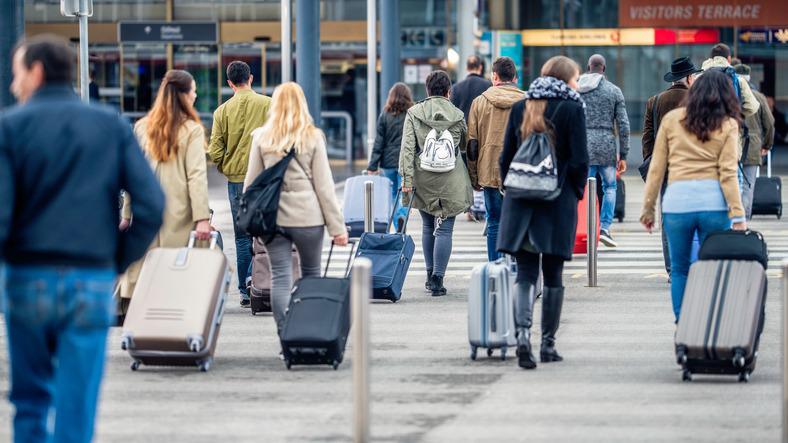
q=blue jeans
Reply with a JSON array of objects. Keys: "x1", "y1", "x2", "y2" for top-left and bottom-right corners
[
  {"x1": 419, "y1": 211, "x2": 456, "y2": 277},
  {"x1": 663, "y1": 211, "x2": 731, "y2": 322},
  {"x1": 228, "y1": 182, "x2": 253, "y2": 299},
  {"x1": 483, "y1": 187, "x2": 503, "y2": 262},
  {"x1": 3, "y1": 265, "x2": 116, "y2": 443},
  {"x1": 588, "y1": 165, "x2": 617, "y2": 231},
  {"x1": 380, "y1": 168, "x2": 408, "y2": 231}
]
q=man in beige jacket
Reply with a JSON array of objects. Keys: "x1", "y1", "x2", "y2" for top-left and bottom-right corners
[{"x1": 467, "y1": 57, "x2": 526, "y2": 261}]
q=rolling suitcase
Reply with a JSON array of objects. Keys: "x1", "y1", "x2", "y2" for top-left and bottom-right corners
[
  {"x1": 249, "y1": 238, "x2": 301, "y2": 315},
  {"x1": 751, "y1": 151, "x2": 782, "y2": 219},
  {"x1": 343, "y1": 174, "x2": 393, "y2": 238},
  {"x1": 675, "y1": 230, "x2": 768, "y2": 382},
  {"x1": 468, "y1": 257, "x2": 517, "y2": 361},
  {"x1": 574, "y1": 182, "x2": 600, "y2": 254},
  {"x1": 354, "y1": 190, "x2": 415, "y2": 302},
  {"x1": 121, "y1": 232, "x2": 230, "y2": 372},
  {"x1": 280, "y1": 241, "x2": 356, "y2": 370}
]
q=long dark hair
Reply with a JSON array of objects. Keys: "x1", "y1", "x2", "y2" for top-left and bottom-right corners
[
  {"x1": 521, "y1": 56, "x2": 580, "y2": 138},
  {"x1": 681, "y1": 70, "x2": 742, "y2": 142},
  {"x1": 383, "y1": 82, "x2": 414, "y2": 115},
  {"x1": 145, "y1": 70, "x2": 200, "y2": 162}
]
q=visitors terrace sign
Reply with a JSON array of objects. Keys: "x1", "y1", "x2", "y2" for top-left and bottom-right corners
[
  {"x1": 118, "y1": 22, "x2": 218, "y2": 44},
  {"x1": 619, "y1": 0, "x2": 788, "y2": 27}
]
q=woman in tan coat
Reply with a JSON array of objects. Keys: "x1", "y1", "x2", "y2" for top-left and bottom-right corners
[
  {"x1": 120, "y1": 70, "x2": 212, "y2": 301},
  {"x1": 640, "y1": 70, "x2": 745, "y2": 323},
  {"x1": 244, "y1": 82, "x2": 347, "y2": 336}
]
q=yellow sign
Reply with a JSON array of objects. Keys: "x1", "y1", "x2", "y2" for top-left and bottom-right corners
[{"x1": 522, "y1": 28, "x2": 655, "y2": 46}]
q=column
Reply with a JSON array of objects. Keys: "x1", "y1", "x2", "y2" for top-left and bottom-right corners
[
  {"x1": 379, "y1": 0, "x2": 400, "y2": 106},
  {"x1": 1, "y1": 0, "x2": 24, "y2": 108},
  {"x1": 296, "y1": 0, "x2": 321, "y2": 123}
]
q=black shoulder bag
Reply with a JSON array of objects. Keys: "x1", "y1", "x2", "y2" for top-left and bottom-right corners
[{"x1": 236, "y1": 149, "x2": 296, "y2": 241}]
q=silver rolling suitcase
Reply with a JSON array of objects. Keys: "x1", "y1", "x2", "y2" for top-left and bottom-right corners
[{"x1": 468, "y1": 258, "x2": 517, "y2": 361}]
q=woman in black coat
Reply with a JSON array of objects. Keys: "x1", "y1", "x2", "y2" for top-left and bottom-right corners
[{"x1": 498, "y1": 56, "x2": 589, "y2": 370}]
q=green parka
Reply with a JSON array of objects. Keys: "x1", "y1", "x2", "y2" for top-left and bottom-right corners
[{"x1": 398, "y1": 96, "x2": 473, "y2": 218}]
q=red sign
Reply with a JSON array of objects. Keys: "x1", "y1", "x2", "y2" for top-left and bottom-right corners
[
  {"x1": 620, "y1": 0, "x2": 788, "y2": 27},
  {"x1": 654, "y1": 28, "x2": 721, "y2": 44}
]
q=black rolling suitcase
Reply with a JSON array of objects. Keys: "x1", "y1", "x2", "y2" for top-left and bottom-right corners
[
  {"x1": 280, "y1": 241, "x2": 355, "y2": 370},
  {"x1": 675, "y1": 230, "x2": 768, "y2": 383},
  {"x1": 752, "y1": 151, "x2": 782, "y2": 219}
]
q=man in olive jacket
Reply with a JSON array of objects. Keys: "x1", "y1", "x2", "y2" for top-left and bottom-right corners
[
  {"x1": 400, "y1": 71, "x2": 473, "y2": 296},
  {"x1": 209, "y1": 61, "x2": 271, "y2": 307},
  {"x1": 467, "y1": 57, "x2": 525, "y2": 261}
]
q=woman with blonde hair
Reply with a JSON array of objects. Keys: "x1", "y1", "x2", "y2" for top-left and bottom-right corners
[
  {"x1": 498, "y1": 56, "x2": 589, "y2": 369},
  {"x1": 119, "y1": 70, "x2": 211, "y2": 303},
  {"x1": 244, "y1": 82, "x2": 348, "y2": 336}
]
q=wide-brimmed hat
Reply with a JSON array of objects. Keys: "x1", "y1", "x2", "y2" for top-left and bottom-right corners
[{"x1": 664, "y1": 57, "x2": 703, "y2": 82}]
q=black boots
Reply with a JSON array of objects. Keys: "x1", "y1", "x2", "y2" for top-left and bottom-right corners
[
  {"x1": 429, "y1": 274, "x2": 447, "y2": 296},
  {"x1": 425, "y1": 269, "x2": 433, "y2": 291},
  {"x1": 540, "y1": 286, "x2": 565, "y2": 363},
  {"x1": 514, "y1": 281, "x2": 537, "y2": 369}
]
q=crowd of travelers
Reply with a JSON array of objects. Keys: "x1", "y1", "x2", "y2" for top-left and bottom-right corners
[{"x1": 0, "y1": 33, "x2": 778, "y2": 442}]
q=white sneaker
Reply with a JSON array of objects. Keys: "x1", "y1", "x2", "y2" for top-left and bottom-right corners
[{"x1": 599, "y1": 229, "x2": 618, "y2": 247}]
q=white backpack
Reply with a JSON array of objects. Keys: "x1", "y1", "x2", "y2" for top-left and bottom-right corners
[{"x1": 419, "y1": 128, "x2": 457, "y2": 173}]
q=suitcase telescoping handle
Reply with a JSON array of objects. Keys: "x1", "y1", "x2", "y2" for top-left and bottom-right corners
[
  {"x1": 187, "y1": 231, "x2": 221, "y2": 250},
  {"x1": 387, "y1": 188, "x2": 415, "y2": 233},
  {"x1": 324, "y1": 239, "x2": 357, "y2": 278}
]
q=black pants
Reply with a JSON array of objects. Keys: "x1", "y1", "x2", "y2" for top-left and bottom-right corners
[{"x1": 514, "y1": 251, "x2": 564, "y2": 288}]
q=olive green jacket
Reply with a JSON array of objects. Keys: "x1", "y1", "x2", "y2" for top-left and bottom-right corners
[
  {"x1": 208, "y1": 89, "x2": 271, "y2": 182},
  {"x1": 399, "y1": 96, "x2": 473, "y2": 218}
]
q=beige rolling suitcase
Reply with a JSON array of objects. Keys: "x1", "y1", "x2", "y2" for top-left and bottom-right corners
[{"x1": 121, "y1": 232, "x2": 230, "y2": 372}]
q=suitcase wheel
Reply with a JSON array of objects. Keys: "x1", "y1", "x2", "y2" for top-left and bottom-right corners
[
  {"x1": 470, "y1": 346, "x2": 478, "y2": 361},
  {"x1": 676, "y1": 348, "x2": 688, "y2": 366},
  {"x1": 500, "y1": 348, "x2": 507, "y2": 361},
  {"x1": 130, "y1": 361, "x2": 140, "y2": 371},
  {"x1": 738, "y1": 371, "x2": 751, "y2": 383},
  {"x1": 285, "y1": 360, "x2": 292, "y2": 370},
  {"x1": 486, "y1": 348, "x2": 494, "y2": 358},
  {"x1": 332, "y1": 360, "x2": 340, "y2": 370},
  {"x1": 732, "y1": 350, "x2": 746, "y2": 369},
  {"x1": 681, "y1": 370, "x2": 692, "y2": 382},
  {"x1": 198, "y1": 359, "x2": 211, "y2": 372}
]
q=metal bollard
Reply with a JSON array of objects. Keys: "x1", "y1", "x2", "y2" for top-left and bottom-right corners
[
  {"x1": 587, "y1": 177, "x2": 598, "y2": 287},
  {"x1": 364, "y1": 181, "x2": 374, "y2": 233},
  {"x1": 352, "y1": 257, "x2": 372, "y2": 443},
  {"x1": 783, "y1": 260, "x2": 788, "y2": 443}
]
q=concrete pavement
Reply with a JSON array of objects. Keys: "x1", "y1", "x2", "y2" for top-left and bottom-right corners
[{"x1": 0, "y1": 170, "x2": 785, "y2": 442}]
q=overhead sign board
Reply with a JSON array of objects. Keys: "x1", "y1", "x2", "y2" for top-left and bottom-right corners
[
  {"x1": 619, "y1": 0, "x2": 788, "y2": 28},
  {"x1": 61, "y1": 0, "x2": 92, "y2": 17},
  {"x1": 739, "y1": 28, "x2": 788, "y2": 45},
  {"x1": 118, "y1": 22, "x2": 218, "y2": 43},
  {"x1": 521, "y1": 28, "x2": 719, "y2": 46}
]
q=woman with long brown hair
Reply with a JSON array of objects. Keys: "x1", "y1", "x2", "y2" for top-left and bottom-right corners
[
  {"x1": 498, "y1": 56, "x2": 589, "y2": 369},
  {"x1": 119, "y1": 70, "x2": 211, "y2": 300},
  {"x1": 641, "y1": 69, "x2": 745, "y2": 323},
  {"x1": 367, "y1": 82, "x2": 414, "y2": 230}
]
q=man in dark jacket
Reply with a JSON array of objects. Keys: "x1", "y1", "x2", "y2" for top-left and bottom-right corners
[
  {"x1": 578, "y1": 54, "x2": 630, "y2": 248},
  {"x1": 450, "y1": 55, "x2": 492, "y2": 122},
  {"x1": 0, "y1": 35, "x2": 164, "y2": 443},
  {"x1": 642, "y1": 57, "x2": 701, "y2": 279}
]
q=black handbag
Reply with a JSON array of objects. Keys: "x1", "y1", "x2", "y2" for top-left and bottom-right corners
[
  {"x1": 698, "y1": 230, "x2": 769, "y2": 270},
  {"x1": 236, "y1": 149, "x2": 295, "y2": 240}
]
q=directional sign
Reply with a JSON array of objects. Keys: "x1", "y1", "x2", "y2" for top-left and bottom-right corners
[
  {"x1": 739, "y1": 28, "x2": 788, "y2": 45},
  {"x1": 60, "y1": 0, "x2": 92, "y2": 17},
  {"x1": 118, "y1": 22, "x2": 218, "y2": 44}
]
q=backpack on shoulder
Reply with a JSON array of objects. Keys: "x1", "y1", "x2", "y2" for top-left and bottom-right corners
[{"x1": 419, "y1": 128, "x2": 457, "y2": 172}]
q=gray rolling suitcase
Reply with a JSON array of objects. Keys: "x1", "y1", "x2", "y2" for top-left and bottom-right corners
[
  {"x1": 121, "y1": 232, "x2": 230, "y2": 372},
  {"x1": 468, "y1": 258, "x2": 517, "y2": 361},
  {"x1": 343, "y1": 174, "x2": 392, "y2": 238},
  {"x1": 675, "y1": 260, "x2": 767, "y2": 382}
]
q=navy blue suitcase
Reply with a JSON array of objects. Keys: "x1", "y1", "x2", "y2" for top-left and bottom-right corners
[{"x1": 355, "y1": 190, "x2": 415, "y2": 302}]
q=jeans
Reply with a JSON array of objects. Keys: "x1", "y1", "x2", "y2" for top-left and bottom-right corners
[
  {"x1": 660, "y1": 181, "x2": 671, "y2": 276},
  {"x1": 3, "y1": 265, "x2": 115, "y2": 443},
  {"x1": 741, "y1": 165, "x2": 758, "y2": 219},
  {"x1": 482, "y1": 187, "x2": 503, "y2": 262},
  {"x1": 419, "y1": 211, "x2": 456, "y2": 277},
  {"x1": 264, "y1": 226, "x2": 324, "y2": 333},
  {"x1": 663, "y1": 211, "x2": 731, "y2": 322},
  {"x1": 228, "y1": 182, "x2": 253, "y2": 299},
  {"x1": 380, "y1": 168, "x2": 408, "y2": 230},
  {"x1": 588, "y1": 165, "x2": 617, "y2": 231}
]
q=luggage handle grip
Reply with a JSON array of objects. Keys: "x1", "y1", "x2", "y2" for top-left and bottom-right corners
[
  {"x1": 387, "y1": 188, "x2": 415, "y2": 233},
  {"x1": 324, "y1": 239, "x2": 358, "y2": 278},
  {"x1": 188, "y1": 231, "x2": 221, "y2": 250}
]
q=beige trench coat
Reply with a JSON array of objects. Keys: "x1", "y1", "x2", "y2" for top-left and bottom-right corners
[{"x1": 119, "y1": 118, "x2": 211, "y2": 299}]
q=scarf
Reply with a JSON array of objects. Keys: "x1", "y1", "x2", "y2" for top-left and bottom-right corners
[{"x1": 525, "y1": 76, "x2": 584, "y2": 106}]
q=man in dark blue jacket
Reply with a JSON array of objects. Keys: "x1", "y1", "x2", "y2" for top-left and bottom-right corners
[{"x1": 0, "y1": 35, "x2": 164, "y2": 443}]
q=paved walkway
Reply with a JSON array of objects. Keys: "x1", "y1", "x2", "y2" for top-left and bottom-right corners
[{"x1": 0, "y1": 172, "x2": 785, "y2": 442}]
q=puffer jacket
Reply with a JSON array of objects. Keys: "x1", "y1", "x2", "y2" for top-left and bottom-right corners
[
  {"x1": 368, "y1": 111, "x2": 406, "y2": 170},
  {"x1": 399, "y1": 96, "x2": 473, "y2": 218},
  {"x1": 467, "y1": 83, "x2": 526, "y2": 188},
  {"x1": 578, "y1": 73, "x2": 630, "y2": 166}
]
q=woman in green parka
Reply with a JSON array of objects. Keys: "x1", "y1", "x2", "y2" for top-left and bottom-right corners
[{"x1": 399, "y1": 70, "x2": 473, "y2": 296}]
